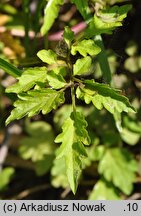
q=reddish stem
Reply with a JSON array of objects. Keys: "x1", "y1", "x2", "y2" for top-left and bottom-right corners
[
  {"x1": 48, "y1": 21, "x2": 87, "y2": 41},
  {"x1": 0, "y1": 21, "x2": 87, "y2": 41}
]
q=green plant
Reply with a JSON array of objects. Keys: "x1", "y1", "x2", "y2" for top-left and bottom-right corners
[
  {"x1": 0, "y1": 168, "x2": 15, "y2": 192},
  {"x1": 0, "y1": 0, "x2": 138, "y2": 199}
]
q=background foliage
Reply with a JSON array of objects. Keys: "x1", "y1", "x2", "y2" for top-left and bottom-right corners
[{"x1": 0, "y1": 0, "x2": 141, "y2": 200}]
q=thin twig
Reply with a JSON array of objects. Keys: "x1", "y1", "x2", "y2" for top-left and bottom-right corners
[
  {"x1": 61, "y1": 187, "x2": 71, "y2": 199},
  {"x1": 9, "y1": 184, "x2": 50, "y2": 200},
  {"x1": 59, "y1": 5, "x2": 76, "y2": 22},
  {"x1": 5, "y1": 153, "x2": 35, "y2": 170},
  {"x1": 127, "y1": 193, "x2": 141, "y2": 200}
]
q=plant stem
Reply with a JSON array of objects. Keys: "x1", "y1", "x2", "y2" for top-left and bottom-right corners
[
  {"x1": 94, "y1": 34, "x2": 112, "y2": 85},
  {"x1": 84, "y1": 7, "x2": 112, "y2": 85},
  {"x1": 44, "y1": 33, "x2": 49, "y2": 50},
  {"x1": 23, "y1": 0, "x2": 30, "y2": 56},
  {"x1": 32, "y1": 0, "x2": 45, "y2": 53},
  {"x1": 71, "y1": 85, "x2": 76, "y2": 113},
  {"x1": 67, "y1": 46, "x2": 76, "y2": 113}
]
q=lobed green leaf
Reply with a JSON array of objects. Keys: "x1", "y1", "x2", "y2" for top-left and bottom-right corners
[
  {"x1": 73, "y1": 56, "x2": 92, "y2": 76},
  {"x1": 41, "y1": 0, "x2": 64, "y2": 35},
  {"x1": 46, "y1": 70, "x2": 66, "y2": 89},
  {"x1": 71, "y1": 39, "x2": 101, "y2": 57},
  {"x1": 19, "y1": 121, "x2": 55, "y2": 162},
  {"x1": 71, "y1": 0, "x2": 90, "y2": 20},
  {"x1": 121, "y1": 128, "x2": 140, "y2": 146},
  {"x1": 76, "y1": 80, "x2": 136, "y2": 114},
  {"x1": 89, "y1": 178, "x2": 120, "y2": 200},
  {"x1": 6, "y1": 89, "x2": 65, "y2": 125},
  {"x1": 35, "y1": 155, "x2": 55, "y2": 176},
  {"x1": 37, "y1": 49, "x2": 57, "y2": 64},
  {"x1": 55, "y1": 111, "x2": 90, "y2": 193},
  {"x1": 98, "y1": 148, "x2": 138, "y2": 195},
  {"x1": 86, "y1": 5, "x2": 132, "y2": 37},
  {"x1": 0, "y1": 168, "x2": 15, "y2": 191},
  {"x1": 63, "y1": 27, "x2": 74, "y2": 47},
  {"x1": 51, "y1": 157, "x2": 69, "y2": 188},
  {"x1": 6, "y1": 67, "x2": 47, "y2": 93}
]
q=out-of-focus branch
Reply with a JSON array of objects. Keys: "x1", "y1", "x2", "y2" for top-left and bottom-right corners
[
  {"x1": 9, "y1": 184, "x2": 50, "y2": 200},
  {"x1": 48, "y1": 22, "x2": 87, "y2": 41},
  {"x1": 0, "y1": 21, "x2": 87, "y2": 41},
  {"x1": 59, "y1": 5, "x2": 76, "y2": 22},
  {"x1": 5, "y1": 153, "x2": 35, "y2": 170}
]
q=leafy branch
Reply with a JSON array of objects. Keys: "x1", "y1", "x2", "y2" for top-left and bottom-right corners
[{"x1": 1, "y1": 1, "x2": 137, "y2": 196}]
